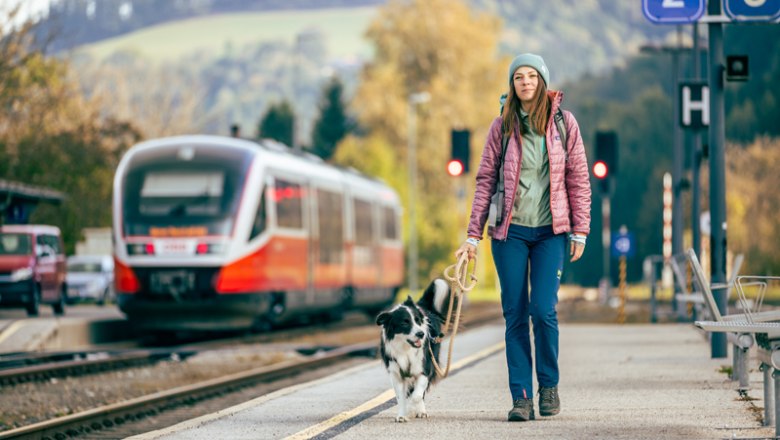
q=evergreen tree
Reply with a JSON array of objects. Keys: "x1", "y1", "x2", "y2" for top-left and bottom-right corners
[
  {"x1": 258, "y1": 101, "x2": 295, "y2": 147},
  {"x1": 310, "y1": 77, "x2": 351, "y2": 160}
]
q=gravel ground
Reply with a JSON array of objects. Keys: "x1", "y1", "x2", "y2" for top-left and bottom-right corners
[{"x1": 0, "y1": 346, "x2": 305, "y2": 431}]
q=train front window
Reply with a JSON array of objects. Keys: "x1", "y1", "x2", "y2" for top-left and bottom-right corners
[
  {"x1": 140, "y1": 172, "x2": 225, "y2": 217},
  {"x1": 122, "y1": 147, "x2": 249, "y2": 237}
]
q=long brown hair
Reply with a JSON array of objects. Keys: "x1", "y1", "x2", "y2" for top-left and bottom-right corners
[{"x1": 501, "y1": 76, "x2": 550, "y2": 137}]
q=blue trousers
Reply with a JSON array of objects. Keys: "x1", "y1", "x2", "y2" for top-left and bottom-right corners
[{"x1": 492, "y1": 224, "x2": 566, "y2": 401}]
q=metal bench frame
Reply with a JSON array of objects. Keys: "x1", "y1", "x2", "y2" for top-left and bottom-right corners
[{"x1": 692, "y1": 249, "x2": 780, "y2": 432}]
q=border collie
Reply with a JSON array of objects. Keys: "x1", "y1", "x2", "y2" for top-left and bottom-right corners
[{"x1": 376, "y1": 279, "x2": 450, "y2": 422}]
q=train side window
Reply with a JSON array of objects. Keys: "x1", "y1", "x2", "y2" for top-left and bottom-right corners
[
  {"x1": 354, "y1": 199, "x2": 373, "y2": 245},
  {"x1": 317, "y1": 189, "x2": 344, "y2": 263},
  {"x1": 274, "y1": 178, "x2": 304, "y2": 229},
  {"x1": 249, "y1": 185, "x2": 267, "y2": 240},
  {"x1": 382, "y1": 206, "x2": 398, "y2": 240}
]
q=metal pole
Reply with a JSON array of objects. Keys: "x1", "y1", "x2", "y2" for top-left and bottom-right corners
[
  {"x1": 672, "y1": 26, "x2": 684, "y2": 310},
  {"x1": 618, "y1": 255, "x2": 626, "y2": 323},
  {"x1": 601, "y1": 195, "x2": 611, "y2": 302},
  {"x1": 406, "y1": 92, "x2": 429, "y2": 293},
  {"x1": 708, "y1": 0, "x2": 728, "y2": 358},
  {"x1": 691, "y1": 22, "x2": 702, "y2": 259},
  {"x1": 407, "y1": 99, "x2": 419, "y2": 293}
]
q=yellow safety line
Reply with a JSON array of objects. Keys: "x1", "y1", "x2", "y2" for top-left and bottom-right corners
[
  {"x1": 284, "y1": 341, "x2": 505, "y2": 440},
  {"x1": 0, "y1": 320, "x2": 25, "y2": 346}
]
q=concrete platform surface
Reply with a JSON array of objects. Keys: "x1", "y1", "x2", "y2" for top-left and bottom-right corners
[
  {"x1": 130, "y1": 323, "x2": 775, "y2": 440},
  {"x1": 0, "y1": 305, "x2": 127, "y2": 353}
]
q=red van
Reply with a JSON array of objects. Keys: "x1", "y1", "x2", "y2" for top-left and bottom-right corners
[{"x1": 0, "y1": 224, "x2": 67, "y2": 316}]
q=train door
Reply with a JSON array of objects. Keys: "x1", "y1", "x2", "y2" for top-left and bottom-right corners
[
  {"x1": 307, "y1": 185, "x2": 317, "y2": 305},
  {"x1": 378, "y1": 203, "x2": 403, "y2": 289},
  {"x1": 370, "y1": 201, "x2": 382, "y2": 286},
  {"x1": 352, "y1": 197, "x2": 378, "y2": 286},
  {"x1": 310, "y1": 184, "x2": 347, "y2": 308},
  {"x1": 266, "y1": 174, "x2": 309, "y2": 314}
]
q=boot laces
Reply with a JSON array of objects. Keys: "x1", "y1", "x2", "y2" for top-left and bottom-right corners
[{"x1": 539, "y1": 387, "x2": 558, "y2": 405}]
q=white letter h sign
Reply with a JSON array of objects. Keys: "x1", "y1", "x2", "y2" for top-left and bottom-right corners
[{"x1": 681, "y1": 83, "x2": 710, "y2": 129}]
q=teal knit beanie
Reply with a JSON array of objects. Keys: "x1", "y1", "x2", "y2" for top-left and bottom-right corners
[{"x1": 508, "y1": 53, "x2": 549, "y2": 87}]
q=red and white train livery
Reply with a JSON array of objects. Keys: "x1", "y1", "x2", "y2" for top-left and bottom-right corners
[{"x1": 113, "y1": 135, "x2": 403, "y2": 331}]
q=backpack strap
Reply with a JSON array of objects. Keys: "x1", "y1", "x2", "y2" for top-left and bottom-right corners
[
  {"x1": 497, "y1": 130, "x2": 508, "y2": 194},
  {"x1": 554, "y1": 109, "x2": 568, "y2": 162}
]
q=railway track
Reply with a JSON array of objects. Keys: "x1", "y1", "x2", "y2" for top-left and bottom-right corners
[
  {"x1": 0, "y1": 302, "x2": 501, "y2": 439},
  {"x1": 0, "y1": 310, "x2": 373, "y2": 386},
  {"x1": 0, "y1": 349, "x2": 197, "y2": 386}
]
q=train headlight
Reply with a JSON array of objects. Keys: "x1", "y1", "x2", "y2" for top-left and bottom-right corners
[
  {"x1": 195, "y1": 242, "x2": 226, "y2": 255},
  {"x1": 127, "y1": 243, "x2": 155, "y2": 255}
]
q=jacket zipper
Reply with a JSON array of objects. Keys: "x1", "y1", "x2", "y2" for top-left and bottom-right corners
[{"x1": 501, "y1": 126, "x2": 523, "y2": 240}]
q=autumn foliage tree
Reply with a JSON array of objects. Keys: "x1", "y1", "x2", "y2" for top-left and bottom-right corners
[
  {"x1": 725, "y1": 138, "x2": 780, "y2": 275},
  {"x1": 0, "y1": 8, "x2": 140, "y2": 252},
  {"x1": 335, "y1": 0, "x2": 507, "y2": 285}
]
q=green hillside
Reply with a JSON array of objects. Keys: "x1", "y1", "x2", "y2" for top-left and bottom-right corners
[{"x1": 78, "y1": 7, "x2": 377, "y2": 62}]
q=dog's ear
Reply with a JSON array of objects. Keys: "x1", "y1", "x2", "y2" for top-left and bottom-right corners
[
  {"x1": 376, "y1": 312, "x2": 390, "y2": 326},
  {"x1": 403, "y1": 295, "x2": 415, "y2": 306}
]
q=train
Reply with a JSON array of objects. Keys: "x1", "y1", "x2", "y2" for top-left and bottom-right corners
[{"x1": 112, "y1": 135, "x2": 404, "y2": 332}]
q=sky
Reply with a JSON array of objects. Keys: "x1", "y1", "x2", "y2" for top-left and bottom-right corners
[{"x1": 1, "y1": 0, "x2": 50, "y2": 29}]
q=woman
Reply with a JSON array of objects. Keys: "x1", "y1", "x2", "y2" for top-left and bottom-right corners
[{"x1": 456, "y1": 53, "x2": 591, "y2": 422}]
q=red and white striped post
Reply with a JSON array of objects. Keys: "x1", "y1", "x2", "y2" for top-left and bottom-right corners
[{"x1": 662, "y1": 173, "x2": 674, "y2": 290}]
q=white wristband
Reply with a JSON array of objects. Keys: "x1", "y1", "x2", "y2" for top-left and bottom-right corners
[
  {"x1": 465, "y1": 237, "x2": 480, "y2": 247},
  {"x1": 569, "y1": 234, "x2": 586, "y2": 245}
]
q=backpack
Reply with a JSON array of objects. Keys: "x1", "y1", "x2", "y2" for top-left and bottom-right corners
[{"x1": 488, "y1": 96, "x2": 568, "y2": 228}]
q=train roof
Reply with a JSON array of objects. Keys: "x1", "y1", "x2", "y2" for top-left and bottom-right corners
[{"x1": 118, "y1": 135, "x2": 400, "y2": 205}]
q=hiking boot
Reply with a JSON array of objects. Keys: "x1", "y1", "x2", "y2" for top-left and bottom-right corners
[
  {"x1": 538, "y1": 386, "x2": 560, "y2": 416},
  {"x1": 507, "y1": 398, "x2": 535, "y2": 422}
]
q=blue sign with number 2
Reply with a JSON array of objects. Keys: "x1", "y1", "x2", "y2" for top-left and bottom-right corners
[{"x1": 643, "y1": 0, "x2": 705, "y2": 23}]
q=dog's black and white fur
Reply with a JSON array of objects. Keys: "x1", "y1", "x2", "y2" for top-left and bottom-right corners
[{"x1": 376, "y1": 279, "x2": 450, "y2": 422}]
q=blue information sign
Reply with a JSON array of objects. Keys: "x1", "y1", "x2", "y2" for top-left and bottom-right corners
[
  {"x1": 611, "y1": 232, "x2": 635, "y2": 258},
  {"x1": 643, "y1": 0, "x2": 705, "y2": 23},
  {"x1": 725, "y1": 0, "x2": 780, "y2": 22}
]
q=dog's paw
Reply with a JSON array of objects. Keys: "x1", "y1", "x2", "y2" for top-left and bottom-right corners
[
  {"x1": 394, "y1": 415, "x2": 409, "y2": 423},
  {"x1": 414, "y1": 411, "x2": 429, "y2": 419}
]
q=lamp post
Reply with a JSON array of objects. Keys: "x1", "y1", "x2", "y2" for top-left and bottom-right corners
[
  {"x1": 407, "y1": 91, "x2": 430, "y2": 293},
  {"x1": 640, "y1": 30, "x2": 704, "y2": 318}
]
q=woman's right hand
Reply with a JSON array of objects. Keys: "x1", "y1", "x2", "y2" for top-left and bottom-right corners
[{"x1": 455, "y1": 238, "x2": 478, "y2": 261}]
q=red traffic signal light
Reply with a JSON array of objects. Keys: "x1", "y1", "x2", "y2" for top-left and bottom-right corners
[
  {"x1": 450, "y1": 129, "x2": 470, "y2": 174},
  {"x1": 593, "y1": 160, "x2": 608, "y2": 179},
  {"x1": 447, "y1": 159, "x2": 464, "y2": 177}
]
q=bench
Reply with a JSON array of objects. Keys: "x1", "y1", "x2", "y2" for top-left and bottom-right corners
[
  {"x1": 673, "y1": 252, "x2": 744, "y2": 322},
  {"x1": 692, "y1": 249, "x2": 780, "y2": 431}
]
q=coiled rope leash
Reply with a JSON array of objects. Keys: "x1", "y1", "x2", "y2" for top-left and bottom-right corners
[{"x1": 430, "y1": 251, "x2": 478, "y2": 378}]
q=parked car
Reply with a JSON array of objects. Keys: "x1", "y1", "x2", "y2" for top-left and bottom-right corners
[
  {"x1": 66, "y1": 255, "x2": 114, "y2": 305},
  {"x1": 0, "y1": 224, "x2": 67, "y2": 316}
]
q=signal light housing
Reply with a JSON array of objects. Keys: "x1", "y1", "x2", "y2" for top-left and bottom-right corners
[{"x1": 450, "y1": 129, "x2": 470, "y2": 174}]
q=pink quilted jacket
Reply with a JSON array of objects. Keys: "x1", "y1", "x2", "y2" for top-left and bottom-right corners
[{"x1": 467, "y1": 91, "x2": 591, "y2": 241}]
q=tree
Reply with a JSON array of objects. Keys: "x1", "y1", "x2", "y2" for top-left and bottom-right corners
[
  {"x1": 0, "y1": 8, "x2": 141, "y2": 253},
  {"x1": 338, "y1": 0, "x2": 506, "y2": 285},
  {"x1": 258, "y1": 101, "x2": 295, "y2": 147},
  {"x1": 310, "y1": 77, "x2": 351, "y2": 160},
  {"x1": 726, "y1": 137, "x2": 780, "y2": 275}
]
